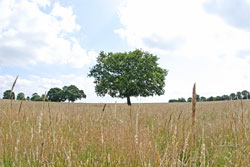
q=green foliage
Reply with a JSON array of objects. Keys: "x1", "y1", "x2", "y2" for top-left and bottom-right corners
[
  {"x1": 241, "y1": 90, "x2": 249, "y2": 99},
  {"x1": 178, "y1": 97, "x2": 186, "y2": 102},
  {"x1": 196, "y1": 94, "x2": 200, "y2": 102},
  {"x1": 200, "y1": 96, "x2": 206, "y2": 101},
  {"x1": 62, "y1": 85, "x2": 86, "y2": 102},
  {"x1": 214, "y1": 96, "x2": 223, "y2": 101},
  {"x1": 206, "y1": 96, "x2": 214, "y2": 101},
  {"x1": 88, "y1": 49, "x2": 168, "y2": 105},
  {"x1": 17, "y1": 92, "x2": 25, "y2": 100},
  {"x1": 221, "y1": 95, "x2": 230, "y2": 100},
  {"x1": 169, "y1": 97, "x2": 186, "y2": 103},
  {"x1": 2, "y1": 85, "x2": 86, "y2": 103},
  {"x1": 236, "y1": 91, "x2": 242, "y2": 100},
  {"x1": 31, "y1": 93, "x2": 43, "y2": 101},
  {"x1": 47, "y1": 87, "x2": 65, "y2": 102},
  {"x1": 172, "y1": 90, "x2": 250, "y2": 103},
  {"x1": 230, "y1": 93, "x2": 236, "y2": 100},
  {"x1": 3, "y1": 90, "x2": 15, "y2": 100},
  {"x1": 168, "y1": 99, "x2": 178, "y2": 103}
]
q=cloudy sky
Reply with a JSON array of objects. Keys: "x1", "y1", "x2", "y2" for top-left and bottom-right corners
[{"x1": 1, "y1": 0, "x2": 250, "y2": 103}]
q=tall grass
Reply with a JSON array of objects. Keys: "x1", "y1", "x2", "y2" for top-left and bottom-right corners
[{"x1": 0, "y1": 100, "x2": 249, "y2": 166}]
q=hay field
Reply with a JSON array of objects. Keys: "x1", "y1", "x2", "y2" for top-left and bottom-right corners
[{"x1": 0, "y1": 99, "x2": 249, "y2": 166}]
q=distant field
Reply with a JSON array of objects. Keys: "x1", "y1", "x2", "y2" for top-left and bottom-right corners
[{"x1": 0, "y1": 99, "x2": 249, "y2": 166}]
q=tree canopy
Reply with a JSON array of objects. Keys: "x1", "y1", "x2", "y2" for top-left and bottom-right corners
[
  {"x1": 47, "y1": 85, "x2": 86, "y2": 102},
  {"x1": 47, "y1": 87, "x2": 64, "y2": 102},
  {"x1": 17, "y1": 92, "x2": 25, "y2": 100},
  {"x1": 3, "y1": 90, "x2": 15, "y2": 100},
  {"x1": 88, "y1": 49, "x2": 168, "y2": 105},
  {"x1": 31, "y1": 93, "x2": 43, "y2": 101},
  {"x1": 62, "y1": 85, "x2": 86, "y2": 102}
]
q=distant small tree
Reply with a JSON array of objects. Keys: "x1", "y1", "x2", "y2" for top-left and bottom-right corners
[
  {"x1": 214, "y1": 96, "x2": 223, "y2": 101},
  {"x1": 236, "y1": 92, "x2": 242, "y2": 100},
  {"x1": 17, "y1": 92, "x2": 25, "y2": 100},
  {"x1": 196, "y1": 94, "x2": 200, "y2": 102},
  {"x1": 222, "y1": 95, "x2": 230, "y2": 100},
  {"x1": 63, "y1": 85, "x2": 86, "y2": 102},
  {"x1": 230, "y1": 93, "x2": 236, "y2": 100},
  {"x1": 241, "y1": 90, "x2": 249, "y2": 99},
  {"x1": 178, "y1": 97, "x2": 186, "y2": 102},
  {"x1": 3, "y1": 90, "x2": 15, "y2": 100},
  {"x1": 26, "y1": 96, "x2": 30, "y2": 101},
  {"x1": 187, "y1": 97, "x2": 192, "y2": 102},
  {"x1": 31, "y1": 93, "x2": 43, "y2": 101},
  {"x1": 207, "y1": 96, "x2": 214, "y2": 101},
  {"x1": 200, "y1": 96, "x2": 206, "y2": 101},
  {"x1": 169, "y1": 99, "x2": 178, "y2": 103}
]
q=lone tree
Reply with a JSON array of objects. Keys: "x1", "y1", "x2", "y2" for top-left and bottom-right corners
[
  {"x1": 88, "y1": 49, "x2": 168, "y2": 105},
  {"x1": 17, "y1": 92, "x2": 25, "y2": 100},
  {"x1": 3, "y1": 90, "x2": 15, "y2": 100}
]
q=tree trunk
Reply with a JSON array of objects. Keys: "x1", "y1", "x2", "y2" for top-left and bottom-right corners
[{"x1": 127, "y1": 96, "x2": 132, "y2": 106}]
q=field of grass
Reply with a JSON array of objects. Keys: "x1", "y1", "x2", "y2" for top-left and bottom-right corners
[{"x1": 0, "y1": 99, "x2": 249, "y2": 166}]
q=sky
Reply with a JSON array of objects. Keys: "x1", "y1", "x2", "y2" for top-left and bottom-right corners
[{"x1": 1, "y1": 0, "x2": 250, "y2": 103}]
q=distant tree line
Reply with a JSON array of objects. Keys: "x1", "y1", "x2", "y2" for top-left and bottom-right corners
[
  {"x1": 169, "y1": 90, "x2": 250, "y2": 103},
  {"x1": 2, "y1": 85, "x2": 86, "y2": 103}
]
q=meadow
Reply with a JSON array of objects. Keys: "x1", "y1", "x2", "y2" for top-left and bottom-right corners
[{"x1": 0, "y1": 99, "x2": 249, "y2": 166}]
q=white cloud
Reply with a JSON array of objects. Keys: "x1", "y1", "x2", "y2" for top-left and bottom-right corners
[
  {"x1": 68, "y1": 42, "x2": 91, "y2": 68},
  {"x1": 0, "y1": 0, "x2": 94, "y2": 68},
  {"x1": 51, "y1": 2, "x2": 80, "y2": 33},
  {"x1": 115, "y1": 0, "x2": 250, "y2": 100}
]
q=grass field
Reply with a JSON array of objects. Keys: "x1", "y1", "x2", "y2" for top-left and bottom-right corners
[{"x1": 0, "y1": 99, "x2": 249, "y2": 166}]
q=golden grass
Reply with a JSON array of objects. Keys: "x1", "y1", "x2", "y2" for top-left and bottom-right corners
[
  {"x1": 0, "y1": 99, "x2": 249, "y2": 166},
  {"x1": 192, "y1": 83, "x2": 196, "y2": 127}
]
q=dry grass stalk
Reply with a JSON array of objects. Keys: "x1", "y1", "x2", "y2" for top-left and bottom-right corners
[
  {"x1": 200, "y1": 126, "x2": 206, "y2": 167},
  {"x1": 135, "y1": 111, "x2": 139, "y2": 146},
  {"x1": 171, "y1": 125, "x2": 178, "y2": 166},
  {"x1": 64, "y1": 148, "x2": 72, "y2": 167},
  {"x1": 99, "y1": 103, "x2": 106, "y2": 122},
  {"x1": 101, "y1": 126, "x2": 104, "y2": 144},
  {"x1": 18, "y1": 100, "x2": 24, "y2": 115},
  {"x1": 192, "y1": 83, "x2": 197, "y2": 126},
  {"x1": 48, "y1": 102, "x2": 52, "y2": 127},
  {"x1": 114, "y1": 101, "x2": 117, "y2": 118},
  {"x1": 10, "y1": 75, "x2": 18, "y2": 109},
  {"x1": 240, "y1": 99, "x2": 244, "y2": 124},
  {"x1": 190, "y1": 83, "x2": 197, "y2": 166},
  {"x1": 181, "y1": 132, "x2": 190, "y2": 166},
  {"x1": 10, "y1": 75, "x2": 18, "y2": 99}
]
